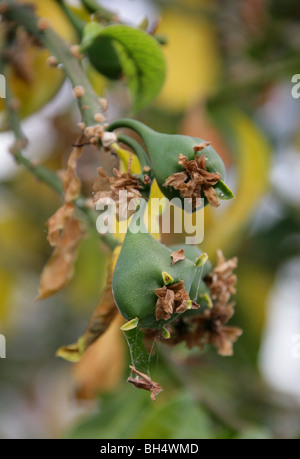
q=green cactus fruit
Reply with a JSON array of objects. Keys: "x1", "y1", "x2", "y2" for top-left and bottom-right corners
[
  {"x1": 107, "y1": 118, "x2": 234, "y2": 208},
  {"x1": 112, "y1": 203, "x2": 199, "y2": 328},
  {"x1": 169, "y1": 244, "x2": 212, "y2": 316}
]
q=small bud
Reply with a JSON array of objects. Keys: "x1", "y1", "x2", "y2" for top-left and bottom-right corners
[
  {"x1": 161, "y1": 327, "x2": 170, "y2": 339},
  {"x1": 84, "y1": 126, "x2": 97, "y2": 138},
  {"x1": 195, "y1": 253, "x2": 208, "y2": 267},
  {"x1": 121, "y1": 317, "x2": 139, "y2": 331},
  {"x1": 82, "y1": 105, "x2": 89, "y2": 110},
  {"x1": 143, "y1": 166, "x2": 151, "y2": 173},
  {"x1": 47, "y1": 56, "x2": 58, "y2": 67},
  {"x1": 70, "y1": 45, "x2": 84, "y2": 59},
  {"x1": 102, "y1": 132, "x2": 117, "y2": 148},
  {"x1": 186, "y1": 299, "x2": 193, "y2": 309},
  {"x1": 162, "y1": 272, "x2": 174, "y2": 286},
  {"x1": 95, "y1": 127, "x2": 104, "y2": 138},
  {"x1": 77, "y1": 122, "x2": 86, "y2": 132},
  {"x1": 73, "y1": 86, "x2": 85, "y2": 99},
  {"x1": 200, "y1": 293, "x2": 213, "y2": 309},
  {"x1": 94, "y1": 113, "x2": 105, "y2": 123},
  {"x1": 38, "y1": 17, "x2": 50, "y2": 31},
  {"x1": 98, "y1": 98, "x2": 108, "y2": 112},
  {"x1": 90, "y1": 136, "x2": 99, "y2": 145}
]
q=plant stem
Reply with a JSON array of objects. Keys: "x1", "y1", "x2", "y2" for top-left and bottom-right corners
[
  {"x1": 0, "y1": 61, "x2": 119, "y2": 253},
  {"x1": 55, "y1": 0, "x2": 85, "y2": 38},
  {"x1": 3, "y1": 1, "x2": 102, "y2": 128},
  {"x1": 117, "y1": 134, "x2": 151, "y2": 170}
]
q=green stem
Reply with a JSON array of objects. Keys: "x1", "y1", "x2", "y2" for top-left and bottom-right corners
[
  {"x1": 82, "y1": 0, "x2": 118, "y2": 22},
  {"x1": 3, "y1": 1, "x2": 103, "y2": 128},
  {"x1": 55, "y1": 0, "x2": 85, "y2": 38},
  {"x1": 117, "y1": 133, "x2": 151, "y2": 171}
]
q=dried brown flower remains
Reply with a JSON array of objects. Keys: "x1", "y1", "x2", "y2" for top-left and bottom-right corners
[
  {"x1": 164, "y1": 153, "x2": 221, "y2": 208},
  {"x1": 185, "y1": 250, "x2": 241, "y2": 356},
  {"x1": 155, "y1": 280, "x2": 199, "y2": 321},
  {"x1": 158, "y1": 250, "x2": 242, "y2": 356},
  {"x1": 93, "y1": 167, "x2": 142, "y2": 221}
]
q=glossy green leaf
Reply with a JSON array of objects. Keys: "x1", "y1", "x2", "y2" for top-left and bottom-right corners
[{"x1": 81, "y1": 23, "x2": 166, "y2": 111}]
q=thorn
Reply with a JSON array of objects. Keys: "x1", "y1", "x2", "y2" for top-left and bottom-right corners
[
  {"x1": 162, "y1": 272, "x2": 174, "y2": 286},
  {"x1": 121, "y1": 317, "x2": 139, "y2": 331},
  {"x1": 194, "y1": 253, "x2": 208, "y2": 267},
  {"x1": 161, "y1": 327, "x2": 170, "y2": 339},
  {"x1": 200, "y1": 293, "x2": 213, "y2": 309}
]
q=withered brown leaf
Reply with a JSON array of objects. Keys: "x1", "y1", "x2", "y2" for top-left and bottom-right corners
[
  {"x1": 127, "y1": 365, "x2": 162, "y2": 401},
  {"x1": 37, "y1": 208, "x2": 85, "y2": 300},
  {"x1": 37, "y1": 143, "x2": 86, "y2": 299},
  {"x1": 74, "y1": 314, "x2": 125, "y2": 399},
  {"x1": 62, "y1": 144, "x2": 84, "y2": 203}
]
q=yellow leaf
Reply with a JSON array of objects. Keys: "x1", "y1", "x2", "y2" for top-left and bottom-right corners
[
  {"x1": 73, "y1": 314, "x2": 125, "y2": 398},
  {"x1": 203, "y1": 109, "x2": 271, "y2": 257},
  {"x1": 156, "y1": 2, "x2": 220, "y2": 111}
]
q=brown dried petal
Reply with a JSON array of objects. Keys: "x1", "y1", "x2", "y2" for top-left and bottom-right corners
[
  {"x1": 155, "y1": 287, "x2": 175, "y2": 321},
  {"x1": 164, "y1": 153, "x2": 221, "y2": 208},
  {"x1": 46, "y1": 202, "x2": 75, "y2": 247},
  {"x1": 210, "y1": 326, "x2": 243, "y2": 357},
  {"x1": 193, "y1": 141, "x2": 211, "y2": 152},
  {"x1": 155, "y1": 281, "x2": 191, "y2": 320},
  {"x1": 170, "y1": 249, "x2": 185, "y2": 266},
  {"x1": 93, "y1": 167, "x2": 142, "y2": 221}
]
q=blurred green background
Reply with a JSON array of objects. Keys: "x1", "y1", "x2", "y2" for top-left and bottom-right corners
[{"x1": 0, "y1": 0, "x2": 300, "y2": 439}]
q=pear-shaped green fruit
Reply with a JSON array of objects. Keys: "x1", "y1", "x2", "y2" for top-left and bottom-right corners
[
  {"x1": 112, "y1": 204, "x2": 198, "y2": 328},
  {"x1": 107, "y1": 118, "x2": 234, "y2": 208}
]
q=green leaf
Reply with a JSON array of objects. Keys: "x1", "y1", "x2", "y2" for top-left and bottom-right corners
[
  {"x1": 81, "y1": 23, "x2": 166, "y2": 111},
  {"x1": 134, "y1": 392, "x2": 214, "y2": 439},
  {"x1": 233, "y1": 426, "x2": 274, "y2": 439},
  {"x1": 65, "y1": 387, "x2": 151, "y2": 439},
  {"x1": 65, "y1": 389, "x2": 216, "y2": 439}
]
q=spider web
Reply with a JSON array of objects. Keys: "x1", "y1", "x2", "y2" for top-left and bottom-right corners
[{"x1": 122, "y1": 326, "x2": 160, "y2": 378}]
